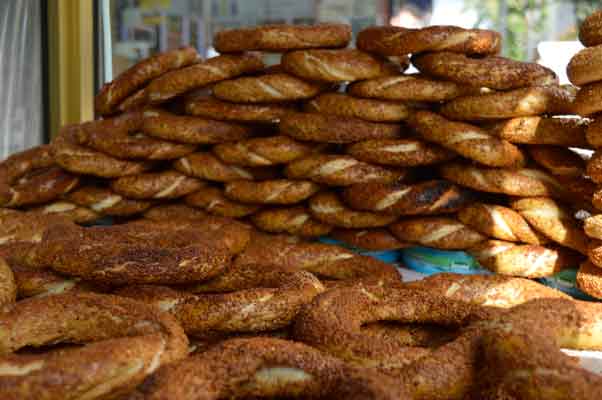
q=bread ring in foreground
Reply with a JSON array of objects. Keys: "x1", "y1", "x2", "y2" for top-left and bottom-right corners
[
  {"x1": 412, "y1": 52, "x2": 557, "y2": 90},
  {"x1": 67, "y1": 186, "x2": 152, "y2": 216},
  {"x1": 439, "y1": 162, "x2": 566, "y2": 199},
  {"x1": 36, "y1": 219, "x2": 249, "y2": 284},
  {"x1": 309, "y1": 192, "x2": 398, "y2": 228},
  {"x1": 212, "y1": 73, "x2": 327, "y2": 103},
  {"x1": 281, "y1": 49, "x2": 397, "y2": 82},
  {"x1": 585, "y1": 240, "x2": 602, "y2": 269},
  {"x1": 251, "y1": 206, "x2": 332, "y2": 237},
  {"x1": 235, "y1": 234, "x2": 400, "y2": 283},
  {"x1": 356, "y1": 26, "x2": 501, "y2": 57},
  {"x1": 584, "y1": 214, "x2": 602, "y2": 239},
  {"x1": 213, "y1": 135, "x2": 314, "y2": 167},
  {"x1": 347, "y1": 74, "x2": 472, "y2": 102},
  {"x1": 0, "y1": 145, "x2": 54, "y2": 184},
  {"x1": 406, "y1": 273, "x2": 569, "y2": 307},
  {"x1": 576, "y1": 261, "x2": 602, "y2": 299},
  {"x1": 0, "y1": 210, "x2": 74, "y2": 244},
  {"x1": 52, "y1": 125, "x2": 152, "y2": 178},
  {"x1": 347, "y1": 138, "x2": 455, "y2": 167},
  {"x1": 579, "y1": 10, "x2": 602, "y2": 47},
  {"x1": 285, "y1": 154, "x2": 407, "y2": 186},
  {"x1": 331, "y1": 228, "x2": 409, "y2": 251},
  {"x1": 469, "y1": 240, "x2": 582, "y2": 278},
  {"x1": 586, "y1": 150, "x2": 602, "y2": 184},
  {"x1": 441, "y1": 85, "x2": 574, "y2": 120},
  {"x1": 0, "y1": 166, "x2": 79, "y2": 208},
  {"x1": 0, "y1": 258, "x2": 16, "y2": 309},
  {"x1": 280, "y1": 112, "x2": 400, "y2": 143},
  {"x1": 116, "y1": 263, "x2": 324, "y2": 337},
  {"x1": 127, "y1": 337, "x2": 407, "y2": 400},
  {"x1": 185, "y1": 186, "x2": 260, "y2": 218},
  {"x1": 142, "y1": 203, "x2": 208, "y2": 221},
  {"x1": 185, "y1": 95, "x2": 296, "y2": 123},
  {"x1": 480, "y1": 299, "x2": 602, "y2": 399},
  {"x1": 304, "y1": 93, "x2": 412, "y2": 122},
  {"x1": 29, "y1": 201, "x2": 99, "y2": 224},
  {"x1": 567, "y1": 44, "x2": 602, "y2": 86},
  {"x1": 407, "y1": 111, "x2": 526, "y2": 168},
  {"x1": 458, "y1": 203, "x2": 548, "y2": 245},
  {"x1": 141, "y1": 109, "x2": 251, "y2": 144},
  {"x1": 174, "y1": 152, "x2": 277, "y2": 182},
  {"x1": 0, "y1": 292, "x2": 188, "y2": 400},
  {"x1": 528, "y1": 145, "x2": 586, "y2": 177},
  {"x1": 294, "y1": 285, "x2": 495, "y2": 392},
  {"x1": 341, "y1": 180, "x2": 473, "y2": 215},
  {"x1": 214, "y1": 23, "x2": 351, "y2": 52},
  {"x1": 110, "y1": 170, "x2": 203, "y2": 200},
  {"x1": 573, "y1": 81, "x2": 602, "y2": 116},
  {"x1": 95, "y1": 46, "x2": 199, "y2": 115},
  {"x1": 510, "y1": 197, "x2": 590, "y2": 255},
  {"x1": 389, "y1": 217, "x2": 485, "y2": 250},
  {"x1": 131, "y1": 53, "x2": 264, "y2": 105},
  {"x1": 225, "y1": 179, "x2": 320, "y2": 205},
  {"x1": 485, "y1": 116, "x2": 589, "y2": 147}
]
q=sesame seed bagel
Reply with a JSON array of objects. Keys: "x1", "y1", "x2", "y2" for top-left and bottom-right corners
[
  {"x1": 142, "y1": 203, "x2": 208, "y2": 222},
  {"x1": 485, "y1": 116, "x2": 589, "y2": 147},
  {"x1": 213, "y1": 135, "x2": 314, "y2": 167},
  {"x1": 224, "y1": 179, "x2": 320, "y2": 205},
  {"x1": 0, "y1": 258, "x2": 16, "y2": 309},
  {"x1": 67, "y1": 186, "x2": 152, "y2": 217},
  {"x1": 567, "y1": 44, "x2": 602, "y2": 86},
  {"x1": 110, "y1": 170, "x2": 204, "y2": 200},
  {"x1": 305, "y1": 93, "x2": 412, "y2": 122},
  {"x1": 528, "y1": 145, "x2": 586, "y2": 177},
  {"x1": 251, "y1": 206, "x2": 332, "y2": 237},
  {"x1": 347, "y1": 138, "x2": 456, "y2": 167},
  {"x1": 579, "y1": 10, "x2": 602, "y2": 47},
  {"x1": 309, "y1": 192, "x2": 398, "y2": 229},
  {"x1": 389, "y1": 216, "x2": 486, "y2": 250},
  {"x1": 185, "y1": 186, "x2": 261, "y2": 218},
  {"x1": 174, "y1": 152, "x2": 278, "y2": 182},
  {"x1": 185, "y1": 95, "x2": 296, "y2": 123},
  {"x1": 28, "y1": 201, "x2": 100, "y2": 224},
  {"x1": 331, "y1": 228, "x2": 410, "y2": 251},
  {"x1": 577, "y1": 261, "x2": 602, "y2": 300},
  {"x1": 573, "y1": 81, "x2": 602, "y2": 116}
]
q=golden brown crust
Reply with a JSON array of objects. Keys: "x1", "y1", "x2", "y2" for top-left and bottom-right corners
[
  {"x1": 225, "y1": 179, "x2": 320, "y2": 205},
  {"x1": 185, "y1": 186, "x2": 261, "y2": 218},
  {"x1": 407, "y1": 111, "x2": 527, "y2": 168},
  {"x1": 469, "y1": 240, "x2": 582, "y2": 277},
  {"x1": 309, "y1": 192, "x2": 398, "y2": 229},
  {"x1": 406, "y1": 273, "x2": 569, "y2": 307},
  {"x1": 441, "y1": 85, "x2": 574, "y2": 120},
  {"x1": 0, "y1": 210, "x2": 74, "y2": 245},
  {"x1": 95, "y1": 46, "x2": 200, "y2": 115},
  {"x1": 389, "y1": 216, "x2": 485, "y2": 250},
  {"x1": 584, "y1": 214, "x2": 602, "y2": 239},
  {"x1": 439, "y1": 162, "x2": 566, "y2": 198},
  {"x1": 458, "y1": 203, "x2": 548, "y2": 245},
  {"x1": 174, "y1": 152, "x2": 277, "y2": 182},
  {"x1": 486, "y1": 116, "x2": 589, "y2": 147},
  {"x1": 212, "y1": 73, "x2": 327, "y2": 103},
  {"x1": 579, "y1": 10, "x2": 602, "y2": 47},
  {"x1": 214, "y1": 23, "x2": 351, "y2": 52},
  {"x1": 38, "y1": 219, "x2": 248, "y2": 284},
  {"x1": 110, "y1": 170, "x2": 204, "y2": 200},
  {"x1": 67, "y1": 186, "x2": 152, "y2": 216},
  {"x1": 281, "y1": 49, "x2": 398, "y2": 82},
  {"x1": 236, "y1": 235, "x2": 400, "y2": 282},
  {"x1": 142, "y1": 203, "x2": 208, "y2": 221},
  {"x1": 117, "y1": 264, "x2": 324, "y2": 337},
  {"x1": 185, "y1": 95, "x2": 296, "y2": 123},
  {"x1": 567, "y1": 44, "x2": 602, "y2": 86},
  {"x1": 129, "y1": 337, "x2": 407, "y2": 400},
  {"x1": 528, "y1": 145, "x2": 586, "y2": 177},
  {"x1": 412, "y1": 52, "x2": 557, "y2": 89},
  {"x1": 141, "y1": 109, "x2": 251, "y2": 144},
  {"x1": 52, "y1": 125, "x2": 152, "y2": 178},
  {"x1": 573, "y1": 81, "x2": 602, "y2": 116},
  {"x1": 348, "y1": 74, "x2": 472, "y2": 102},
  {"x1": 130, "y1": 53, "x2": 264, "y2": 105},
  {"x1": 341, "y1": 180, "x2": 473, "y2": 216},
  {"x1": 304, "y1": 93, "x2": 411, "y2": 122},
  {"x1": 29, "y1": 201, "x2": 100, "y2": 224},
  {"x1": 331, "y1": 228, "x2": 409, "y2": 251},
  {"x1": 0, "y1": 292, "x2": 188, "y2": 399},
  {"x1": 509, "y1": 197, "x2": 590, "y2": 255},
  {"x1": 0, "y1": 258, "x2": 16, "y2": 309},
  {"x1": 347, "y1": 138, "x2": 455, "y2": 167},
  {"x1": 294, "y1": 286, "x2": 493, "y2": 379},
  {"x1": 251, "y1": 206, "x2": 332, "y2": 237},
  {"x1": 356, "y1": 26, "x2": 501, "y2": 57},
  {"x1": 586, "y1": 117, "x2": 602, "y2": 148},
  {"x1": 285, "y1": 154, "x2": 406, "y2": 186},
  {"x1": 280, "y1": 112, "x2": 401, "y2": 143},
  {"x1": 213, "y1": 135, "x2": 314, "y2": 167},
  {"x1": 586, "y1": 150, "x2": 602, "y2": 183},
  {"x1": 577, "y1": 261, "x2": 602, "y2": 299},
  {"x1": 0, "y1": 145, "x2": 54, "y2": 185}
]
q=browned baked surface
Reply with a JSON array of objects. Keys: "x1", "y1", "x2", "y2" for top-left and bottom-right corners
[
  {"x1": 174, "y1": 152, "x2": 277, "y2": 182},
  {"x1": 356, "y1": 26, "x2": 500, "y2": 57},
  {"x1": 214, "y1": 23, "x2": 351, "y2": 52},
  {"x1": 67, "y1": 186, "x2": 152, "y2": 217},
  {"x1": 251, "y1": 206, "x2": 332, "y2": 237},
  {"x1": 0, "y1": 258, "x2": 15, "y2": 309},
  {"x1": 281, "y1": 49, "x2": 398, "y2": 82},
  {"x1": 143, "y1": 203, "x2": 208, "y2": 221},
  {"x1": 485, "y1": 116, "x2": 589, "y2": 147},
  {"x1": 185, "y1": 95, "x2": 296, "y2": 123},
  {"x1": 185, "y1": 186, "x2": 261, "y2": 218},
  {"x1": 111, "y1": 170, "x2": 204, "y2": 200},
  {"x1": 567, "y1": 44, "x2": 602, "y2": 86},
  {"x1": 347, "y1": 138, "x2": 455, "y2": 167},
  {"x1": 577, "y1": 261, "x2": 602, "y2": 299},
  {"x1": 213, "y1": 135, "x2": 314, "y2": 167},
  {"x1": 331, "y1": 228, "x2": 409, "y2": 251},
  {"x1": 305, "y1": 93, "x2": 411, "y2": 122},
  {"x1": 441, "y1": 85, "x2": 574, "y2": 120},
  {"x1": 389, "y1": 216, "x2": 485, "y2": 250},
  {"x1": 579, "y1": 10, "x2": 602, "y2": 47},
  {"x1": 29, "y1": 201, "x2": 99, "y2": 224},
  {"x1": 341, "y1": 180, "x2": 473, "y2": 216},
  {"x1": 528, "y1": 145, "x2": 586, "y2": 177},
  {"x1": 280, "y1": 112, "x2": 400, "y2": 143},
  {"x1": 573, "y1": 81, "x2": 602, "y2": 116},
  {"x1": 586, "y1": 150, "x2": 602, "y2": 184},
  {"x1": 225, "y1": 179, "x2": 320, "y2": 205}
]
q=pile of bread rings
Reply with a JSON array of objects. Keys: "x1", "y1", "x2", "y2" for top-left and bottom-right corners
[{"x1": 0, "y1": 14, "x2": 602, "y2": 399}]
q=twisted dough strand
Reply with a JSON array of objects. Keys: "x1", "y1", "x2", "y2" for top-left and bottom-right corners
[
  {"x1": 389, "y1": 216, "x2": 485, "y2": 250},
  {"x1": 213, "y1": 136, "x2": 314, "y2": 167}
]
